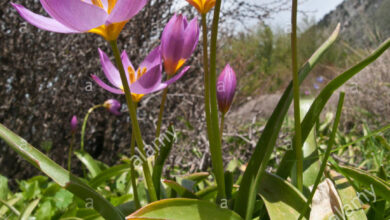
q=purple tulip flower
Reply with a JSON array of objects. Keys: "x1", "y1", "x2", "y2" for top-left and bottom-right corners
[
  {"x1": 161, "y1": 14, "x2": 199, "y2": 75},
  {"x1": 217, "y1": 64, "x2": 237, "y2": 114},
  {"x1": 92, "y1": 46, "x2": 189, "y2": 102},
  {"x1": 70, "y1": 115, "x2": 78, "y2": 133},
  {"x1": 11, "y1": 0, "x2": 147, "y2": 41},
  {"x1": 103, "y1": 99, "x2": 121, "y2": 116}
]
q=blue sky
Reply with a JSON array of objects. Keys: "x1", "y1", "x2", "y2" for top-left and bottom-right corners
[{"x1": 175, "y1": 0, "x2": 344, "y2": 30}]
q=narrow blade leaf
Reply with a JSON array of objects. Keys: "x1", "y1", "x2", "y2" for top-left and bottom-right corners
[
  {"x1": 152, "y1": 125, "x2": 175, "y2": 199},
  {"x1": 89, "y1": 164, "x2": 130, "y2": 188},
  {"x1": 259, "y1": 172, "x2": 310, "y2": 220},
  {"x1": 74, "y1": 150, "x2": 102, "y2": 178},
  {"x1": 0, "y1": 124, "x2": 124, "y2": 220},
  {"x1": 233, "y1": 24, "x2": 341, "y2": 217},
  {"x1": 277, "y1": 37, "x2": 390, "y2": 179}
]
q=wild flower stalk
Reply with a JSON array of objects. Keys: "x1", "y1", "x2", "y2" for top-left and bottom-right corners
[
  {"x1": 291, "y1": 0, "x2": 303, "y2": 191},
  {"x1": 201, "y1": 13, "x2": 212, "y2": 143},
  {"x1": 68, "y1": 115, "x2": 78, "y2": 171},
  {"x1": 80, "y1": 104, "x2": 103, "y2": 152},
  {"x1": 209, "y1": 0, "x2": 226, "y2": 200},
  {"x1": 109, "y1": 39, "x2": 157, "y2": 201},
  {"x1": 155, "y1": 14, "x2": 199, "y2": 138},
  {"x1": 186, "y1": 0, "x2": 216, "y2": 198}
]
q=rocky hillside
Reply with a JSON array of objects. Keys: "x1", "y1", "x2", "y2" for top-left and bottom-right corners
[{"x1": 318, "y1": 0, "x2": 390, "y2": 47}]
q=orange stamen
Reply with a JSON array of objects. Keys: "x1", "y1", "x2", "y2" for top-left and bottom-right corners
[{"x1": 91, "y1": 0, "x2": 104, "y2": 8}]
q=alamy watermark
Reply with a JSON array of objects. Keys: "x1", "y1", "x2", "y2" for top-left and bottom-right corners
[{"x1": 329, "y1": 184, "x2": 376, "y2": 220}]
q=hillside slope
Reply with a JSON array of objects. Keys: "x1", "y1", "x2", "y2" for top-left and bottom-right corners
[{"x1": 318, "y1": 0, "x2": 390, "y2": 47}]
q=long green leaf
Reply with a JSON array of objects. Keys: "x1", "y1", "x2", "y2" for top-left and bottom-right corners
[
  {"x1": 0, "y1": 176, "x2": 9, "y2": 200},
  {"x1": 336, "y1": 165, "x2": 390, "y2": 202},
  {"x1": 297, "y1": 99, "x2": 320, "y2": 189},
  {"x1": 116, "y1": 201, "x2": 137, "y2": 216},
  {"x1": 89, "y1": 164, "x2": 130, "y2": 188},
  {"x1": 152, "y1": 125, "x2": 175, "y2": 199},
  {"x1": 277, "y1": 37, "x2": 390, "y2": 180},
  {"x1": 0, "y1": 123, "x2": 124, "y2": 220},
  {"x1": 127, "y1": 198, "x2": 243, "y2": 220},
  {"x1": 367, "y1": 167, "x2": 387, "y2": 220},
  {"x1": 329, "y1": 170, "x2": 367, "y2": 220},
  {"x1": 19, "y1": 198, "x2": 40, "y2": 220},
  {"x1": 0, "y1": 198, "x2": 20, "y2": 217},
  {"x1": 195, "y1": 185, "x2": 218, "y2": 199},
  {"x1": 163, "y1": 180, "x2": 198, "y2": 199},
  {"x1": 299, "y1": 93, "x2": 345, "y2": 219},
  {"x1": 233, "y1": 24, "x2": 341, "y2": 218},
  {"x1": 0, "y1": 197, "x2": 20, "y2": 216},
  {"x1": 74, "y1": 150, "x2": 102, "y2": 178},
  {"x1": 259, "y1": 172, "x2": 309, "y2": 220},
  {"x1": 182, "y1": 172, "x2": 210, "y2": 183}
]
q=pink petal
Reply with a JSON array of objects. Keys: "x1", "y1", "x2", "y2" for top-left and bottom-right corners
[
  {"x1": 11, "y1": 3, "x2": 78, "y2": 33},
  {"x1": 182, "y1": 18, "x2": 199, "y2": 59},
  {"x1": 98, "y1": 48, "x2": 122, "y2": 88},
  {"x1": 161, "y1": 14, "x2": 186, "y2": 62},
  {"x1": 91, "y1": 75, "x2": 124, "y2": 94},
  {"x1": 139, "y1": 46, "x2": 162, "y2": 72},
  {"x1": 121, "y1": 51, "x2": 134, "y2": 84},
  {"x1": 141, "y1": 66, "x2": 189, "y2": 93},
  {"x1": 157, "y1": 66, "x2": 190, "y2": 90},
  {"x1": 130, "y1": 65, "x2": 162, "y2": 94},
  {"x1": 107, "y1": 0, "x2": 147, "y2": 23},
  {"x1": 40, "y1": 0, "x2": 108, "y2": 32}
]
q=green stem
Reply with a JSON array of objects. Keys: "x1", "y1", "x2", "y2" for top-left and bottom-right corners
[
  {"x1": 80, "y1": 104, "x2": 102, "y2": 177},
  {"x1": 81, "y1": 104, "x2": 103, "y2": 152},
  {"x1": 291, "y1": 0, "x2": 303, "y2": 191},
  {"x1": 155, "y1": 75, "x2": 171, "y2": 139},
  {"x1": 155, "y1": 88, "x2": 168, "y2": 138},
  {"x1": 299, "y1": 92, "x2": 345, "y2": 219},
  {"x1": 220, "y1": 113, "x2": 225, "y2": 141},
  {"x1": 130, "y1": 130, "x2": 141, "y2": 209},
  {"x1": 109, "y1": 40, "x2": 157, "y2": 202},
  {"x1": 68, "y1": 133, "x2": 75, "y2": 171},
  {"x1": 201, "y1": 13, "x2": 213, "y2": 150},
  {"x1": 209, "y1": 0, "x2": 226, "y2": 199},
  {"x1": 0, "y1": 199, "x2": 20, "y2": 217}
]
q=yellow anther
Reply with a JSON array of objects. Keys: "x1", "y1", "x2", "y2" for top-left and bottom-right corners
[
  {"x1": 137, "y1": 67, "x2": 147, "y2": 78},
  {"x1": 127, "y1": 66, "x2": 137, "y2": 84}
]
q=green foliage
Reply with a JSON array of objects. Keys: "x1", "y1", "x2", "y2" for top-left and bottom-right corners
[
  {"x1": 127, "y1": 198, "x2": 243, "y2": 220},
  {"x1": 220, "y1": 20, "x2": 366, "y2": 97},
  {"x1": 1, "y1": 1, "x2": 390, "y2": 219}
]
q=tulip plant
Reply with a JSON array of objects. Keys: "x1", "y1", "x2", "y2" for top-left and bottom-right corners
[{"x1": 1, "y1": 0, "x2": 390, "y2": 219}]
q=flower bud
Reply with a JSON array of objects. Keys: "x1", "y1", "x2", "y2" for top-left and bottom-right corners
[
  {"x1": 70, "y1": 115, "x2": 78, "y2": 133},
  {"x1": 103, "y1": 99, "x2": 121, "y2": 116},
  {"x1": 217, "y1": 64, "x2": 237, "y2": 114},
  {"x1": 161, "y1": 14, "x2": 199, "y2": 75}
]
